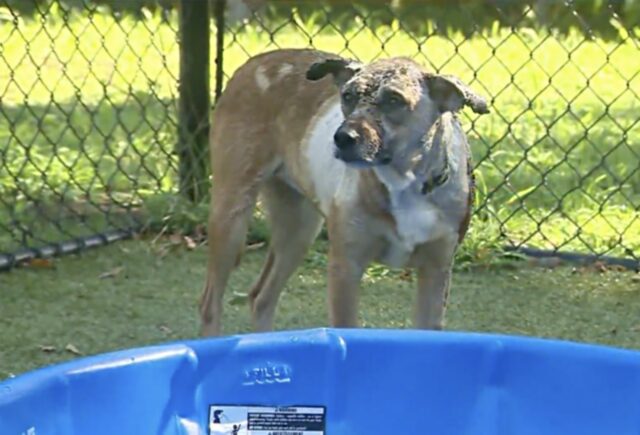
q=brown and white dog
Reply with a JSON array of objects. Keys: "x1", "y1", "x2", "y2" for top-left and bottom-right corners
[{"x1": 199, "y1": 48, "x2": 489, "y2": 336}]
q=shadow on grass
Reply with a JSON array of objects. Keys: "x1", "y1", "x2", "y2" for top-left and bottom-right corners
[{"x1": 0, "y1": 91, "x2": 178, "y2": 253}]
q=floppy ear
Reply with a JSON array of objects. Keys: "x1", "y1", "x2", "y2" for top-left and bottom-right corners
[
  {"x1": 424, "y1": 73, "x2": 489, "y2": 115},
  {"x1": 306, "y1": 57, "x2": 362, "y2": 87}
]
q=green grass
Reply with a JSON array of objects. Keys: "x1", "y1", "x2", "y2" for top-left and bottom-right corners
[
  {"x1": 1, "y1": 238, "x2": 639, "y2": 379},
  {"x1": 0, "y1": 6, "x2": 638, "y2": 259}
]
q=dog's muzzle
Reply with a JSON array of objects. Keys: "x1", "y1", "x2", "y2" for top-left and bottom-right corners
[
  {"x1": 333, "y1": 124, "x2": 390, "y2": 166},
  {"x1": 333, "y1": 125, "x2": 361, "y2": 163},
  {"x1": 334, "y1": 126, "x2": 359, "y2": 150}
]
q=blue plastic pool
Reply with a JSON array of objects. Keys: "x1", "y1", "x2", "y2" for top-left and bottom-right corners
[{"x1": 2, "y1": 328, "x2": 640, "y2": 434}]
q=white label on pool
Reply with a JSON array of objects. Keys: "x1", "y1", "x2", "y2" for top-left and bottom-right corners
[{"x1": 209, "y1": 405, "x2": 325, "y2": 435}]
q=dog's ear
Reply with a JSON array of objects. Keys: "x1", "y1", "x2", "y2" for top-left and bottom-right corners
[
  {"x1": 306, "y1": 57, "x2": 362, "y2": 87},
  {"x1": 424, "y1": 73, "x2": 489, "y2": 115}
]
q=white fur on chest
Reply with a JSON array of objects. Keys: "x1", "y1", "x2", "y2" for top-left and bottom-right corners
[
  {"x1": 300, "y1": 99, "x2": 453, "y2": 267},
  {"x1": 302, "y1": 99, "x2": 354, "y2": 215},
  {"x1": 375, "y1": 168, "x2": 451, "y2": 267}
]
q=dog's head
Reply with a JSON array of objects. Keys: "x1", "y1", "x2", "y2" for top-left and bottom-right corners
[{"x1": 306, "y1": 56, "x2": 489, "y2": 168}]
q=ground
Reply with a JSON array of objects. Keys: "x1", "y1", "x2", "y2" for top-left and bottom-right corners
[{"x1": 1, "y1": 238, "x2": 639, "y2": 380}]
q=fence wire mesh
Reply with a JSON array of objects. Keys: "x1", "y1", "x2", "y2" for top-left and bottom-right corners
[{"x1": 0, "y1": 0, "x2": 638, "y2": 271}]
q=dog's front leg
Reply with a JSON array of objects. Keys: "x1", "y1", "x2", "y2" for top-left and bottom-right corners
[
  {"x1": 327, "y1": 254, "x2": 367, "y2": 328},
  {"x1": 414, "y1": 236, "x2": 458, "y2": 330},
  {"x1": 326, "y1": 214, "x2": 376, "y2": 328},
  {"x1": 415, "y1": 265, "x2": 450, "y2": 330}
]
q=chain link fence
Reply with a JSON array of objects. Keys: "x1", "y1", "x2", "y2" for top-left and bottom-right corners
[{"x1": 1, "y1": 0, "x2": 638, "y2": 271}]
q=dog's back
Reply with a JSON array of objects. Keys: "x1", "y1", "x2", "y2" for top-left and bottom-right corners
[{"x1": 209, "y1": 49, "x2": 339, "y2": 185}]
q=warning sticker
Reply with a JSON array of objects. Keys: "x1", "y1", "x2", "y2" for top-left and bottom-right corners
[{"x1": 209, "y1": 405, "x2": 325, "y2": 435}]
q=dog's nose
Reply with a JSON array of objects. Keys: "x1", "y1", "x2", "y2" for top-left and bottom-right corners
[{"x1": 333, "y1": 128, "x2": 358, "y2": 150}]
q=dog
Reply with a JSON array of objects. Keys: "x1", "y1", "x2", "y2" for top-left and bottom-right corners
[{"x1": 199, "y1": 48, "x2": 489, "y2": 336}]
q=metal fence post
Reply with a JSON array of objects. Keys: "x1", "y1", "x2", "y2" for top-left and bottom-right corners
[
  {"x1": 214, "y1": 0, "x2": 226, "y2": 102},
  {"x1": 178, "y1": 0, "x2": 211, "y2": 202}
]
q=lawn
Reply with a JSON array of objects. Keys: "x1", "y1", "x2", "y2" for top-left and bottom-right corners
[
  {"x1": 1, "y1": 238, "x2": 640, "y2": 380},
  {"x1": 1, "y1": 3, "x2": 639, "y2": 384},
  {"x1": 0, "y1": 5, "x2": 638, "y2": 260}
]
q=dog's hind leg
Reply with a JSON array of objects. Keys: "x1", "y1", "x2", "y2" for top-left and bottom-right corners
[
  {"x1": 200, "y1": 181, "x2": 259, "y2": 337},
  {"x1": 249, "y1": 177, "x2": 323, "y2": 332}
]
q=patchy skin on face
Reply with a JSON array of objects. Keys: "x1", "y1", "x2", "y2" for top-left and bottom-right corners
[
  {"x1": 342, "y1": 113, "x2": 383, "y2": 161},
  {"x1": 338, "y1": 57, "x2": 434, "y2": 166},
  {"x1": 343, "y1": 57, "x2": 424, "y2": 109}
]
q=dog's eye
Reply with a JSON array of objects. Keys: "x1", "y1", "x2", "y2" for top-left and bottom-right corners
[
  {"x1": 342, "y1": 92, "x2": 357, "y2": 105},
  {"x1": 381, "y1": 93, "x2": 407, "y2": 110}
]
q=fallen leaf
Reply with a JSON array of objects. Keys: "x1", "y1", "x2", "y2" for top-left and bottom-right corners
[
  {"x1": 65, "y1": 343, "x2": 82, "y2": 355},
  {"x1": 229, "y1": 291, "x2": 249, "y2": 306},
  {"x1": 609, "y1": 264, "x2": 629, "y2": 273},
  {"x1": 184, "y1": 236, "x2": 197, "y2": 250},
  {"x1": 246, "y1": 242, "x2": 265, "y2": 251},
  {"x1": 158, "y1": 325, "x2": 172, "y2": 335},
  {"x1": 593, "y1": 261, "x2": 608, "y2": 273},
  {"x1": 27, "y1": 258, "x2": 55, "y2": 269},
  {"x1": 38, "y1": 345, "x2": 56, "y2": 353},
  {"x1": 398, "y1": 269, "x2": 413, "y2": 282},
  {"x1": 99, "y1": 266, "x2": 124, "y2": 279}
]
